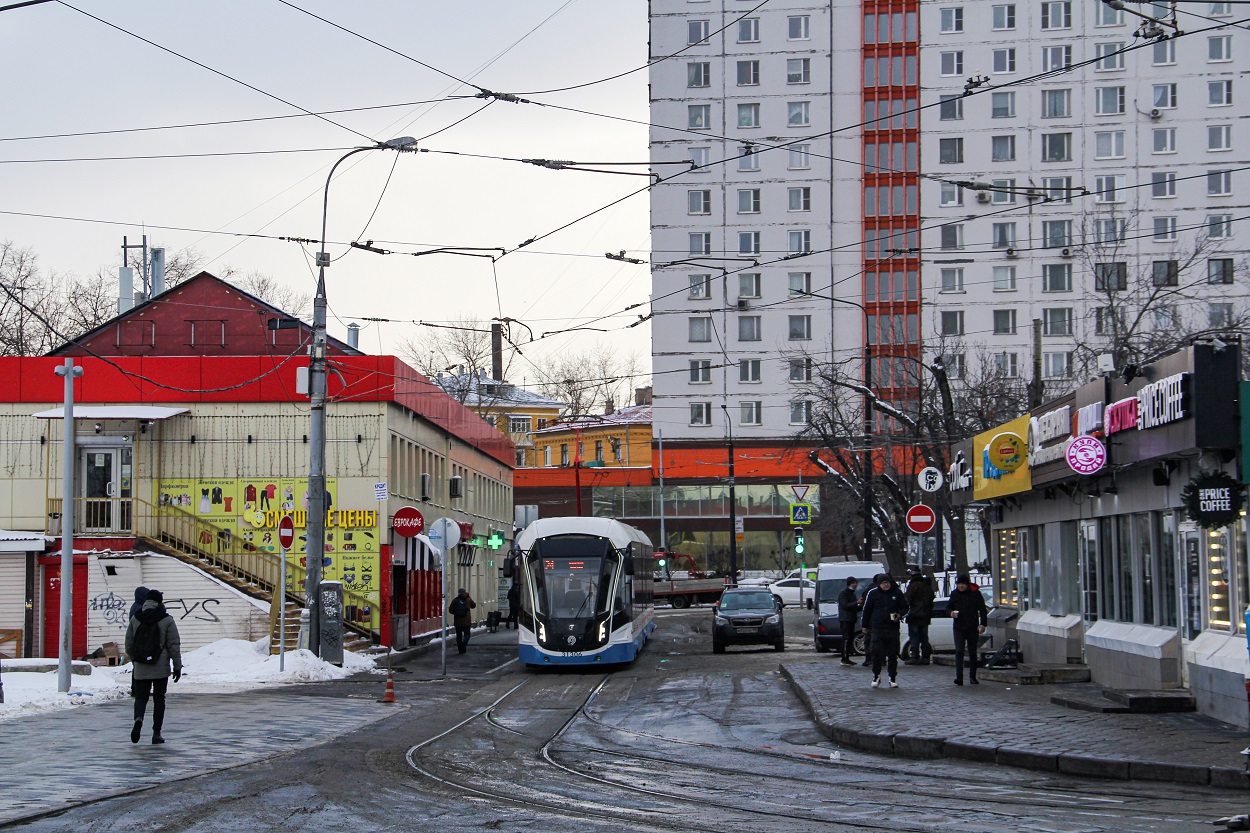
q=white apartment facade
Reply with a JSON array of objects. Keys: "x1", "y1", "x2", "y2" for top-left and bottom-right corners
[{"x1": 921, "y1": 0, "x2": 1250, "y2": 391}]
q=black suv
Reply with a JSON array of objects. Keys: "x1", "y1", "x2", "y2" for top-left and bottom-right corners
[{"x1": 712, "y1": 589, "x2": 784, "y2": 653}]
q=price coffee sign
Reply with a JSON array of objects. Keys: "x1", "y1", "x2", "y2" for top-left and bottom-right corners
[{"x1": 1182, "y1": 471, "x2": 1244, "y2": 530}]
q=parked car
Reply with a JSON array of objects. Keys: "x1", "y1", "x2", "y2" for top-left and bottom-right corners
[
  {"x1": 712, "y1": 588, "x2": 785, "y2": 653},
  {"x1": 900, "y1": 594, "x2": 996, "y2": 656},
  {"x1": 812, "y1": 561, "x2": 886, "y2": 653},
  {"x1": 768, "y1": 577, "x2": 816, "y2": 608}
]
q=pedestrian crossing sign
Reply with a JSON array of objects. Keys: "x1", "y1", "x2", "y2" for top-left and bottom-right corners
[{"x1": 789, "y1": 503, "x2": 812, "y2": 524}]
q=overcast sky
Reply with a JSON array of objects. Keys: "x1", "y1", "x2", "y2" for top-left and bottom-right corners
[{"x1": 0, "y1": 1, "x2": 650, "y2": 380}]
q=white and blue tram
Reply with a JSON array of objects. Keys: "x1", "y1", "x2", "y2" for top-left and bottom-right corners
[{"x1": 508, "y1": 517, "x2": 655, "y2": 666}]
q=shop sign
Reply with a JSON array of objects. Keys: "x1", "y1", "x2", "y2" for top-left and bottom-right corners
[
  {"x1": 973, "y1": 415, "x2": 1032, "y2": 500},
  {"x1": 1107, "y1": 372, "x2": 1189, "y2": 436},
  {"x1": 1075, "y1": 402, "x2": 1104, "y2": 437},
  {"x1": 392, "y1": 506, "x2": 425, "y2": 538},
  {"x1": 1065, "y1": 436, "x2": 1106, "y2": 475},
  {"x1": 987, "y1": 432, "x2": 1026, "y2": 472},
  {"x1": 948, "y1": 450, "x2": 972, "y2": 493},
  {"x1": 1182, "y1": 471, "x2": 1245, "y2": 530},
  {"x1": 1028, "y1": 405, "x2": 1071, "y2": 466}
]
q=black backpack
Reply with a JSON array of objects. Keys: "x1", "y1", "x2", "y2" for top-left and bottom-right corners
[
  {"x1": 132, "y1": 618, "x2": 163, "y2": 664},
  {"x1": 449, "y1": 597, "x2": 468, "y2": 617}
]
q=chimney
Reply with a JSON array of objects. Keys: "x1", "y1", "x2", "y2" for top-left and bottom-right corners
[
  {"x1": 118, "y1": 266, "x2": 135, "y2": 313},
  {"x1": 634, "y1": 386, "x2": 653, "y2": 406},
  {"x1": 347, "y1": 322, "x2": 360, "y2": 350},
  {"x1": 604, "y1": 398, "x2": 615, "y2": 416},
  {"x1": 491, "y1": 322, "x2": 504, "y2": 382},
  {"x1": 150, "y1": 248, "x2": 166, "y2": 296}
]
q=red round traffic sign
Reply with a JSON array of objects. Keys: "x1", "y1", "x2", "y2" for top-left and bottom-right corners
[
  {"x1": 905, "y1": 504, "x2": 936, "y2": 535},
  {"x1": 392, "y1": 506, "x2": 425, "y2": 538},
  {"x1": 277, "y1": 515, "x2": 295, "y2": 550}
]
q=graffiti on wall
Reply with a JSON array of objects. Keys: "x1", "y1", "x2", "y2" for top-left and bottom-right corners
[{"x1": 90, "y1": 591, "x2": 223, "y2": 630}]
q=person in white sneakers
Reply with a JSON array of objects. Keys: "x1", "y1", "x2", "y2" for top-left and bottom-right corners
[{"x1": 859, "y1": 574, "x2": 909, "y2": 689}]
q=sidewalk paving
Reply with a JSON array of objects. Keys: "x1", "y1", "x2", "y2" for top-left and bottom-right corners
[{"x1": 781, "y1": 658, "x2": 1250, "y2": 790}]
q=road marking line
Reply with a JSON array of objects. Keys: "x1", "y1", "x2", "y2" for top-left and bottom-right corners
[{"x1": 485, "y1": 657, "x2": 519, "y2": 675}]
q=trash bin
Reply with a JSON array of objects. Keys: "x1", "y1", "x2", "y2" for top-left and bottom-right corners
[{"x1": 47, "y1": 513, "x2": 61, "y2": 536}]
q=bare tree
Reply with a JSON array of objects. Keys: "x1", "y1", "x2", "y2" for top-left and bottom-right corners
[
  {"x1": 232, "y1": 270, "x2": 311, "y2": 319},
  {"x1": 0, "y1": 242, "x2": 64, "y2": 356},
  {"x1": 398, "y1": 317, "x2": 504, "y2": 396},
  {"x1": 529, "y1": 345, "x2": 646, "y2": 417}
]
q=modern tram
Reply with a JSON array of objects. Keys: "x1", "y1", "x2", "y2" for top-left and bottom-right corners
[{"x1": 507, "y1": 517, "x2": 656, "y2": 666}]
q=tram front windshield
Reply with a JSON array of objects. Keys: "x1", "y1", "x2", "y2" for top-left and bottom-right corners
[{"x1": 529, "y1": 535, "x2": 617, "y2": 619}]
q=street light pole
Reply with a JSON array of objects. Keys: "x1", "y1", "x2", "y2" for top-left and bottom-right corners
[{"x1": 307, "y1": 137, "x2": 416, "y2": 656}]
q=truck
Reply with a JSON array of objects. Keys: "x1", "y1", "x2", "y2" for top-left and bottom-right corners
[{"x1": 652, "y1": 552, "x2": 727, "y2": 609}]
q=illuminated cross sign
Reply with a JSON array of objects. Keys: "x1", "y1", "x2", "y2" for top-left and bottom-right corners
[{"x1": 487, "y1": 531, "x2": 505, "y2": 550}]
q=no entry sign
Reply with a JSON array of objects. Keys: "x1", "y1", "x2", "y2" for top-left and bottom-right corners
[
  {"x1": 905, "y1": 504, "x2": 936, "y2": 535},
  {"x1": 277, "y1": 515, "x2": 295, "y2": 550}
]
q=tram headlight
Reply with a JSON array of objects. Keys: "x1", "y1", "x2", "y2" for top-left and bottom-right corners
[
  {"x1": 598, "y1": 620, "x2": 607, "y2": 641},
  {"x1": 537, "y1": 623, "x2": 546, "y2": 641},
  {"x1": 765, "y1": 614, "x2": 780, "y2": 625}
]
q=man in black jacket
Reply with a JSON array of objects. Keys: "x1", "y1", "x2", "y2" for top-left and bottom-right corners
[
  {"x1": 903, "y1": 572, "x2": 935, "y2": 665},
  {"x1": 948, "y1": 575, "x2": 989, "y2": 685},
  {"x1": 836, "y1": 577, "x2": 860, "y2": 666},
  {"x1": 859, "y1": 574, "x2": 909, "y2": 688}
]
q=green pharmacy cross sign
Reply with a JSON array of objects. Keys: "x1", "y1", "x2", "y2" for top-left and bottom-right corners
[{"x1": 487, "y1": 531, "x2": 505, "y2": 550}]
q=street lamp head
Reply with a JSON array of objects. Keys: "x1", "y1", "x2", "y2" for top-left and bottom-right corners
[{"x1": 381, "y1": 136, "x2": 418, "y2": 151}]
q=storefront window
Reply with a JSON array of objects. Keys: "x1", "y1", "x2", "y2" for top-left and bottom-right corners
[
  {"x1": 1183, "y1": 526, "x2": 1203, "y2": 639},
  {"x1": 1238, "y1": 516, "x2": 1249, "y2": 634},
  {"x1": 1134, "y1": 513, "x2": 1154, "y2": 625},
  {"x1": 1099, "y1": 518, "x2": 1116, "y2": 620},
  {"x1": 1207, "y1": 528, "x2": 1231, "y2": 630},
  {"x1": 996, "y1": 528, "x2": 1019, "y2": 607},
  {"x1": 1080, "y1": 520, "x2": 1099, "y2": 622},
  {"x1": 1158, "y1": 512, "x2": 1177, "y2": 629},
  {"x1": 1117, "y1": 515, "x2": 1135, "y2": 622}
]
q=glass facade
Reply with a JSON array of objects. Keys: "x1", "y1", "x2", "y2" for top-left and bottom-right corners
[{"x1": 592, "y1": 484, "x2": 819, "y2": 520}]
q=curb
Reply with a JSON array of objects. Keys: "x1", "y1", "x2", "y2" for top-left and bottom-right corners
[{"x1": 778, "y1": 664, "x2": 1249, "y2": 791}]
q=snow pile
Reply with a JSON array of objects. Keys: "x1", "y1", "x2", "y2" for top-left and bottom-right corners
[{"x1": 0, "y1": 639, "x2": 374, "y2": 721}]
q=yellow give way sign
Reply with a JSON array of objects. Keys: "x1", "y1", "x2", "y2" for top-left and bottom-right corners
[{"x1": 789, "y1": 503, "x2": 812, "y2": 524}]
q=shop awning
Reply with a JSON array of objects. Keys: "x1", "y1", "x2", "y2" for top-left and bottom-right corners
[{"x1": 32, "y1": 406, "x2": 190, "y2": 420}]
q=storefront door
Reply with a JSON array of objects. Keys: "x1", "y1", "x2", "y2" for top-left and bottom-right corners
[
  {"x1": 1182, "y1": 527, "x2": 1203, "y2": 640},
  {"x1": 80, "y1": 447, "x2": 132, "y2": 533}
]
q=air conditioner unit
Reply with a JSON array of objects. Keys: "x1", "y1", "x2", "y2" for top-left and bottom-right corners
[
  {"x1": 1061, "y1": 247, "x2": 1073, "y2": 258},
  {"x1": 1005, "y1": 247, "x2": 1019, "y2": 259},
  {"x1": 736, "y1": 298, "x2": 750, "y2": 310},
  {"x1": 1150, "y1": 108, "x2": 1161, "y2": 120},
  {"x1": 449, "y1": 475, "x2": 464, "y2": 499},
  {"x1": 976, "y1": 191, "x2": 992, "y2": 204},
  {"x1": 420, "y1": 472, "x2": 432, "y2": 502}
]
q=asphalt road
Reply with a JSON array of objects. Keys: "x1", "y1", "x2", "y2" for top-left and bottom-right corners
[{"x1": 8, "y1": 606, "x2": 1247, "y2": 832}]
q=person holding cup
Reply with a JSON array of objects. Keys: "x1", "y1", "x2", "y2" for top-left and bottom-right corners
[
  {"x1": 859, "y1": 573, "x2": 909, "y2": 689},
  {"x1": 948, "y1": 574, "x2": 989, "y2": 685}
]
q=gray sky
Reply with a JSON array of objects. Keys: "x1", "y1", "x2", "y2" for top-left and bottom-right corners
[{"x1": 0, "y1": 1, "x2": 650, "y2": 377}]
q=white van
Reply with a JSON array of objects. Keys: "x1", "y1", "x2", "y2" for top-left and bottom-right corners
[{"x1": 813, "y1": 561, "x2": 886, "y2": 653}]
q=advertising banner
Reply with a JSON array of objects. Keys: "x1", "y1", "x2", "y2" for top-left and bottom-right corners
[{"x1": 973, "y1": 415, "x2": 1032, "y2": 500}]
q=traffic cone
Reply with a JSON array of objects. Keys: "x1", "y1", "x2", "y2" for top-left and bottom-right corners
[{"x1": 378, "y1": 668, "x2": 397, "y2": 704}]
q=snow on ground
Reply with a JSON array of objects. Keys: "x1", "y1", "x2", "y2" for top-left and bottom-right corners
[{"x1": 0, "y1": 639, "x2": 375, "y2": 722}]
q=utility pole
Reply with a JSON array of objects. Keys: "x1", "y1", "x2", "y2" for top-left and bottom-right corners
[
  {"x1": 863, "y1": 344, "x2": 873, "y2": 559},
  {"x1": 1028, "y1": 317, "x2": 1044, "y2": 409},
  {"x1": 727, "y1": 415, "x2": 738, "y2": 587},
  {"x1": 54, "y1": 359, "x2": 82, "y2": 693},
  {"x1": 657, "y1": 430, "x2": 666, "y2": 552}
]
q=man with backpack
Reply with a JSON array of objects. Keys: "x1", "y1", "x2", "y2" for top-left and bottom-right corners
[
  {"x1": 125, "y1": 588, "x2": 182, "y2": 744},
  {"x1": 449, "y1": 588, "x2": 476, "y2": 654},
  {"x1": 903, "y1": 572, "x2": 936, "y2": 665}
]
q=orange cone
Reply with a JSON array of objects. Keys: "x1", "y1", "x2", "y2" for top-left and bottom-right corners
[{"x1": 378, "y1": 668, "x2": 397, "y2": 704}]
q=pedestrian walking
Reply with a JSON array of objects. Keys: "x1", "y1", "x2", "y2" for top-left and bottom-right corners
[
  {"x1": 860, "y1": 573, "x2": 909, "y2": 689},
  {"x1": 903, "y1": 572, "x2": 935, "y2": 665},
  {"x1": 836, "y1": 577, "x2": 861, "y2": 666},
  {"x1": 449, "y1": 588, "x2": 476, "y2": 654},
  {"x1": 125, "y1": 589, "x2": 182, "y2": 744},
  {"x1": 506, "y1": 582, "x2": 521, "y2": 630},
  {"x1": 949, "y1": 574, "x2": 989, "y2": 685},
  {"x1": 128, "y1": 586, "x2": 149, "y2": 621}
]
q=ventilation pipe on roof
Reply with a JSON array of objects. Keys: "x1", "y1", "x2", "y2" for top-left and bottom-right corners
[
  {"x1": 347, "y1": 322, "x2": 360, "y2": 350},
  {"x1": 150, "y1": 248, "x2": 166, "y2": 296},
  {"x1": 118, "y1": 267, "x2": 135, "y2": 314},
  {"x1": 491, "y1": 322, "x2": 504, "y2": 383}
]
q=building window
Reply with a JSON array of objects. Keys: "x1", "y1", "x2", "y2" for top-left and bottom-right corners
[
  {"x1": 1043, "y1": 307, "x2": 1073, "y2": 336},
  {"x1": 788, "y1": 187, "x2": 811, "y2": 212},
  {"x1": 1043, "y1": 177, "x2": 1072, "y2": 203},
  {"x1": 1095, "y1": 262, "x2": 1128, "y2": 291},
  {"x1": 940, "y1": 51, "x2": 963, "y2": 76},
  {"x1": 1151, "y1": 171, "x2": 1176, "y2": 198},
  {"x1": 941, "y1": 267, "x2": 965, "y2": 292},
  {"x1": 690, "y1": 402, "x2": 712, "y2": 426},
  {"x1": 788, "y1": 315, "x2": 812, "y2": 341},
  {"x1": 593, "y1": 440, "x2": 603, "y2": 463},
  {"x1": 687, "y1": 62, "x2": 710, "y2": 88},
  {"x1": 737, "y1": 103, "x2": 760, "y2": 129},
  {"x1": 1095, "y1": 130, "x2": 1125, "y2": 159},
  {"x1": 992, "y1": 48, "x2": 1016, "y2": 73},
  {"x1": 787, "y1": 101, "x2": 811, "y2": 127},
  {"x1": 994, "y1": 352, "x2": 1019, "y2": 377},
  {"x1": 689, "y1": 232, "x2": 711, "y2": 255},
  {"x1": 739, "y1": 359, "x2": 761, "y2": 383},
  {"x1": 1153, "y1": 305, "x2": 1178, "y2": 330},
  {"x1": 939, "y1": 137, "x2": 964, "y2": 163},
  {"x1": 788, "y1": 272, "x2": 811, "y2": 296},
  {"x1": 1042, "y1": 133, "x2": 1072, "y2": 162},
  {"x1": 737, "y1": 188, "x2": 761, "y2": 214},
  {"x1": 509, "y1": 416, "x2": 531, "y2": 434},
  {"x1": 1208, "y1": 170, "x2": 1232, "y2": 196},
  {"x1": 1043, "y1": 263, "x2": 1072, "y2": 292},
  {"x1": 1095, "y1": 42, "x2": 1125, "y2": 70},
  {"x1": 1153, "y1": 39, "x2": 1176, "y2": 65},
  {"x1": 1041, "y1": 1, "x2": 1072, "y2": 28},
  {"x1": 688, "y1": 105, "x2": 711, "y2": 130},
  {"x1": 938, "y1": 95, "x2": 964, "y2": 121},
  {"x1": 789, "y1": 401, "x2": 813, "y2": 425},
  {"x1": 789, "y1": 358, "x2": 813, "y2": 382},
  {"x1": 740, "y1": 401, "x2": 762, "y2": 426},
  {"x1": 689, "y1": 274, "x2": 711, "y2": 299},
  {"x1": 1209, "y1": 125, "x2": 1232, "y2": 152},
  {"x1": 1209, "y1": 35, "x2": 1232, "y2": 62},
  {"x1": 1096, "y1": 219, "x2": 1126, "y2": 244},
  {"x1": 738, "y1": 147, "x2": 760, "y2": 171},
  {"x1": 688, "y1": 19, "x2": 710, "y2": 44},
  {"x1": 1042, "y1": 89, "x2": 1071, "y2": 118},
  {"x1": 737, "y1": 17, "x2": 759, "y2": 42},
  {"x1": 992, "y1": 222, "x2": 1017, "y2": 249},
  {"x1": 992, "y1": 91, "x2": 1015, "y2": 118},
  {"x1": 689, "y1": 147, "x2": 710, "y2": 168},
  {"x1": 1209, "y1": 215, "x2": 1233, "y2": 239},
  {"x1": 738, "y1": 315, "x2": 761, "y2": 341},
  {"x1": 1095, "y1": 86, "x2": 1125, "y2": 115},
  {"x1": 1098, "y1": 2, "x2": 1124, "y2": 24},
  {"x1": 560, "y1": 444, "x2": 569, "y2": 466},
  {"x1": 1211, "y1": 2, "x2": 1232, "y2": 15},
  {"x1": 788, "y1": 14, "x2": 810, "y2": 39},
  {"x1": 689, "y1": 317, "x2": 713, "y2": 342},
  {"x1": 1043, "y1": 219, "x2": 1072, "y2": 248},
  {"x1": 736, "y1": 60, "x2": 760, "y2": 86},
  {"x1": 993, "y1": 309, "x2": 1017, "y2": 335},
  {"x1": 1095, "y1": 174, "x2": 1124, "y2": 203},
  {"x1": 940, "y1": 7, "x2": 964, "y2": 32},
  {"x1": 1153, "y1": 217, "x2": 1178, "y2": 242},
  {"x1": 993, "y1": 4, "x2": 1016, "y2": 29},
  {"x1": 1153, "y1": 84, "x2": 1177, "y2": 109},
  {"x1": 738, "y1": 272, "x2": 761, "y2": 298},
  {"x1": 738, "y1": 231, "x2": 760, "y2": 255},
  {"x1": 940, "y1": 353, "x2": 966, "y2": 378},
  {"x1": 787, "y1": 58, "x2": 810, "y2": 84},
  {"x1": 690, "y1": 359, "x2": 712, "y2": 383},
  {"x1": 1210, "y1": 303, "x2": 1234, "y2": 328},
  {"x1": 788, "y1": 144, "x2": 810, "y2": 169},
  {"x1": 1152, "y1": 260, "x2": 1179, "y2": 287},
  {"x1": 940, "y1": 224, "x2": 964, "y2": 250},
  {"x1": 940, "y1": 182, "x2": 963, "y2": 206},
  {"x1": 1044, "y1": 352, "x2": 1072, "y2": 379},
  {"x1": 992, "y1": 178, "x2": 1016, "y2": 204},
  {"x1": 789, "y1": 230, "x2": 811, "y2": 254},
  {"x1": 1209, "y1": 258, "x2": 1235, "y2": 284},
  {"x1": 1153, "y1": 127, "x2": 1176, "y2": 154},
  {"x1": 1042, "y1": 45, "x2": 1072, "y2": 72},
  {"x1": 688, "y1": 189, "x2": 711, "y2": 214},
  {"x1": 941, "y1": 310, "x2": 965, "y2": 336},
  {"x1": 994, "y1": 266, "x2": 1017, "y2": 291}
]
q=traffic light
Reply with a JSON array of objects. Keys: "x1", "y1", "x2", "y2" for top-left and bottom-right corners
[
  {"x1": 657, "y1": 557, "x2": 667, "y2": 568},
  {"x1": 794, "y1": 530, "x2": 805, "y2": 555}
]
